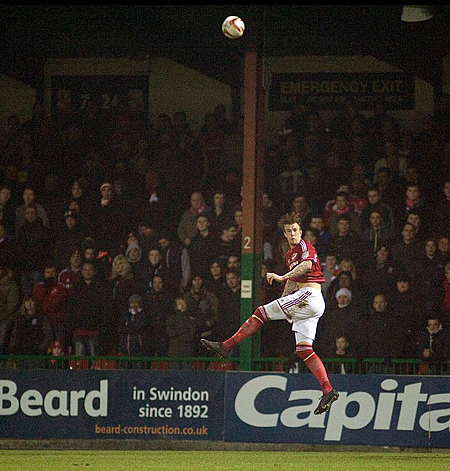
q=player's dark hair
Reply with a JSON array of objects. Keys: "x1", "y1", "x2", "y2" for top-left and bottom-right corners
[{"x1": 279, "y1": 212, "x2": 302, "y2": 229}]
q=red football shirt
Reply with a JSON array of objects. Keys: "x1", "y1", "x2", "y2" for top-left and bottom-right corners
[{"x1": 284, "y1": 239, "x2": 325, "y2": 284}]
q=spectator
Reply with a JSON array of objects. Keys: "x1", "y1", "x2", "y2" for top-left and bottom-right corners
[
  {"x1": 412, "y1": 238, "x2": 445, "y2": 315},
  {"x1": 441, "y1": 261, "x2": 450, "y2": 325},
  {"x1": 53, "y1": 210, "x2": 87, "y2": 271},
  {"x1": 65, "y1": 180, "x2": 87, "y2": 208},
  {"x1": 157, "y1": 231, "x2": 191, "y2": 295},
  {"x1": 142, "y1": 274, "x2": 173, "y2": 356},
  {"x1": 436, "y1": 235, "x2": 450, "y2": 267},
  {"x1": 367, "y1": 99, "x2": 400, "y2": 150},
  {"x1": 327, "y1": 214, "x2": 363, "y2": 265},
  {"x1": 215, "y1": 220, "x2": 240, "y2": 266},
  {"x1": 204, "y1": 189, "x2": 233, "y2": 238},
  {"x1": 278, "y1": 154, "x2": 305, "y2": 212},
  {"x1": 86, "y1": 182, "x2": 127, "y2": 258},
  {"x1": 117, "y1": 294, "x2": 150, "y2": 357},
  {"x1": 125, "y1": 240, "x2": 145, "y2": 277},
  {"x1": 64, "y1": 198, "x2": 90, "y2": 232},
  {"x1": 360, "y1": 186, "x2": 395, "y2": 235},
  {"x1": 15, "y1": 186, "x2": 50, "y2": 236},
  {"x1": 326, "y1": 191, "x2": 362, "y2": 237},
  {"x1": 403, "y1": 184, "x2": 428, "y2": 229},
  {"x1": 233, "y1": 206, "x2": 244, "y2": 238},
  {"x1": 406, "y1": 210, "x2": 427, "y2": 243},
  {"x1": 373, "y1": 138, "x2": 408, "y2": 185},
  {"x1": 32, "y1": 261, "x2": 68, "y2": 344},
  {"x1": 290, "y1": 193, "x2": 313, "y2": 225},
  {"x1": 166, "y1": 296, "x2": 198, "y2": 360},
  {"x1": 9, "y1": 294, "x2": 52, "y2": 355},
  {"x1": 107, "y1": 254, "x2": 142, "y2": 354},
  {"x1": 58, "y1": 248, "x2": 83, "y2": 291},
  {"x1": 390, "y1": 222, "x2": 421, "y2": 276},
  {"x1": 0, "y1": 222, "x2": 20, "y2": 275},
  {"x1": 373, "y1": 167, "x2": 404, "y2": 223},
  {"x1": 177, "y1": 191, "x2": 209, "y2": 247},
  {"x1": 316, "y1": 287, "x2": 364, "y2": 359},
  {"x1": 333, "y1": 333, "x2": 355, "y2": 374},
  {"x1": 0, "y1": 184, "x2": 16, "y2": 238},
  {"x1": 66, "y1": 261, "x2": 110, "y2": 356},
  {"x1": 182, "y1": 274, "x2": 219, "y2": 351},
  {"x1": 135, "y1": 246, "x2": 170, "y2": 294},
  {"x1": 2, "y1": 165, "x2": 22, "y2": 208},
  {"x1": 204, "y1": 258, "x2": 226, "y2": 299},
  {"x1": 416, "y1": 316, "x2": 450, "y2": 374},
  {"x1": 137, "y1": 219, "x2": 159, "y2": 258},
  {"x1": 362, "y1": 245, "x2": 397, "y2": 302},
  {"x1": 361, "y1": 293, "x2": 404, "y2": 362},
  {"x1": 262, "y1": 191, "x2": 280, "y2": 248},
  {"x1": 216, "y1": 268, "x2": 241, "y2": 343},
  {"x1": 321, "y1": 252, "x2": 339, "y2": 299},
  {"x1": 360, "y1": 210, "x2": 394, "y2": 259},
  {"x1": 39, "y1": 173, "x2": 64, "y2": 233},
  {"x1": 432, "y1": 178, "x2": 450, "y2": 237},
  {"x1": 81, "y1": 237, "x2": 112, "y2": 282},
  {"x1": 330, "y1": 98, "x2": 368, "y2": 141},
  {"x1": 326, "y1": 269, "x2": 366, "y2": 311},
  {"x1": 0, "y1": 265, "x2": 20, "y2": 354},
  {"x1": 197, "y1": 112, "x2": 227, "y2": 188},
  {"x1": 308, "y1": 213, "x2": 331, "y2": 254},
  {"x1": 17, "y1": 203, "x2": 53, "y2": 295},
  {"x1": 212, "y1": 103, "x2": 234, "y2": 134},
  {"x1": 187, "y1": 214, "x2": 218, "y2": 281},
  {"x1": 389, "y1": 272, "x2": 422, "y2": 357},
  {"x1": 300, "y1": 165, "x2": 331, "y2": 213}
]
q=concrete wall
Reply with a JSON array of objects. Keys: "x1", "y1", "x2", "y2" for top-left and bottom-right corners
[
  {"x1": 0, "y1": 54, "x2": 441, "y2": 136},
  {"x1": 0, "y1": 75, "x2": 36, "y2": 131},
  {"x1": 43, "y1": 56, "x2": 232, "y2": 134}
]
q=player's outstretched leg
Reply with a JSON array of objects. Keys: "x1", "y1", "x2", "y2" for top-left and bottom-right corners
[
  {"x1": 201, "y1": 306, "x2": 268, "y2": 357},
  {"x1": 296, "y1": 344, "x2": 339, "y2": 414}
]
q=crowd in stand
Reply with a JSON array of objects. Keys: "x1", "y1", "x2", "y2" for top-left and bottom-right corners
[{"x1": 0, "y1": 95, "x2": 449, "y2": 369}]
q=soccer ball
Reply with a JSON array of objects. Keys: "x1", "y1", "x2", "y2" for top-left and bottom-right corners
[{"x1": 222, "y1": 16, "x2": 245, "y2": 39}]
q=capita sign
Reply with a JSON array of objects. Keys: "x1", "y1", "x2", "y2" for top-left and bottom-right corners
[{"x1": 223, "y1": 373, "x2": 450, "y2": 448}]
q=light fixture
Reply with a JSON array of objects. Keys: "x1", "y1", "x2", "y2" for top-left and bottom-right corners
[{"x1": 401, "y1": 5, "x2": 434, "y2": 23}]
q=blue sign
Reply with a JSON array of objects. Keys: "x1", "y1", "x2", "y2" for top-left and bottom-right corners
[
  {"x1": 269, "y1": 72, "x2": 415, "y2": 111},
  {"x1": 224, "y1": 372, "x2": 450, "y2": 448},
  {"x1": 0, "y1": 370, "x2": 225, "y2": 440}
]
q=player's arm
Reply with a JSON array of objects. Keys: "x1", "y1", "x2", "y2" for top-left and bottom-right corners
[
  {"x1": 281, "y1": 279, "x2": 298, "y2": 297},
  {"x1": 266, "y1": 260, "x2": 313, "y2": 286}
]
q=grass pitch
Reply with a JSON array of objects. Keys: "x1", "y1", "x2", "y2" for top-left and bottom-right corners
[{"x1": 0, "y1": 450, "x2": 449, "y2": 471}]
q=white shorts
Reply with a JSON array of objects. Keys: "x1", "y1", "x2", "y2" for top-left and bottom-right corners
[{"x1": 262, "y1": 287, "x2": 325, "y2": 343}]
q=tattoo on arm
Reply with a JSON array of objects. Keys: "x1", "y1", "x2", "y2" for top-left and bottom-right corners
[
  {"x1": 284, "y1": 260, "x2": 312, "y2": 280},
  {"x1": 282, "y1": 279, "x2": 298, "y2": 297}
]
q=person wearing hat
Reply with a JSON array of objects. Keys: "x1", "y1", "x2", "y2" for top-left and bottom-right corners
[
  {"x1": 315, "y1": 285, "x2": 364, "y2": 359},
  {"x1": 125, "y1": 240, "x2": 145, "y2": 276},
  {"x1": 116, "y1": 293, "x2": 149, "y2": 356}
]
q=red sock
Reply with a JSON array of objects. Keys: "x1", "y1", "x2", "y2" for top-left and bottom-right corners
[
  {"x1": 296, "y1": 345, "x2": 332, "y2": 394},
  {"x1": 222, "y1": 307, "x2": 268, "y2": 351}
]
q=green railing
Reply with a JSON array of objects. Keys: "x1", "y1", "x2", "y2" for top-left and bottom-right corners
[{"x1": 1, "y1": 355, "x2": 449, "y2": 375}]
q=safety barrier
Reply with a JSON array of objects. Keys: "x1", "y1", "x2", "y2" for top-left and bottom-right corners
[{"x1": 1, "y1": 355, "x2": 449, "y2": 375}]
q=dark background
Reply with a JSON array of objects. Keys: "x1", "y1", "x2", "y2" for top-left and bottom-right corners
[{"x1": 1, "y1": 5, "x2": 450, "y2": 90}]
